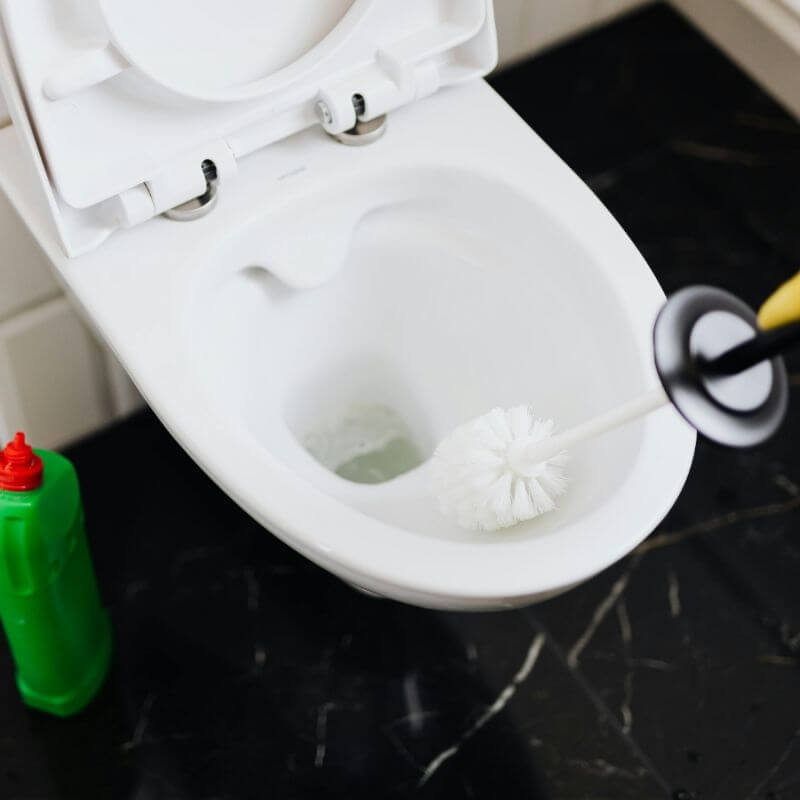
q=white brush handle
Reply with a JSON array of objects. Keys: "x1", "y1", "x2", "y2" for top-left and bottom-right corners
[{"x1": 520, "y1": 385, "x2": 670, "y2": 465}]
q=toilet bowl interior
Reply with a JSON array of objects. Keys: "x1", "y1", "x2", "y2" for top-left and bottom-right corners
[{"x1": 191, "y1": 166, "x2": 650, "y2": 544}]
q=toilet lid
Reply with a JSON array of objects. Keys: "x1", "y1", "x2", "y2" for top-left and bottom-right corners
[
  {"x1": 97, "y1": 0, "x2": 358, "y2": 102},
  {"x1": 0, "y1": 0, "x2": 496, "y2": 240}
]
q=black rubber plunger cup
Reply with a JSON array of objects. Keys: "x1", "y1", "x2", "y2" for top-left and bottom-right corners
[{"x1": 653, "y1": 286, "x2": 790, "y2": 448}]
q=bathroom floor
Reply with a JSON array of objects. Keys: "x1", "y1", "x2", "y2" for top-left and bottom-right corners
[{"x1": 3, "y1": 4, "x2": 800, "y2": 799}]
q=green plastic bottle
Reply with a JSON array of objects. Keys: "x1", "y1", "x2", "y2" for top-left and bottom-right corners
[{"x1": 0, "y1": 432, "x2": 111, "y2": 717}]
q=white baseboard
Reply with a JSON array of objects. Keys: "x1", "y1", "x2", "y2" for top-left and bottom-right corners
[
  {"x1": 495, "y1": 0, "x2": 653, "y2": 67},
  {"x1": 671, "y1": 0, "x2": 800, "y2": 119}
]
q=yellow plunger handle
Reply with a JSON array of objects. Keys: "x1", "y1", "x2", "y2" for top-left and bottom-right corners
[{"x1": 758, "y1": 271, "x2": 800, "y2": 330}]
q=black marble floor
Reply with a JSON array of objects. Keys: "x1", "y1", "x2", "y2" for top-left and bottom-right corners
[{"x1": 3, "y1": 4, "x2": 800, "y2": 799}]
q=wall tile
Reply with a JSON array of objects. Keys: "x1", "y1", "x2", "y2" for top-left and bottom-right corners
[
  {"x1": 0, "y1": 296, "x2": 114, "y2": 449},
  {"x1": 103, "y1": 348, "x2": 145, "y2": 419},
  {"x1": 0, "y1": 190, "x2": 59, "y2": 322},
  {"x1": 497, "y1": 0, "x2": 651, "y2": 66},
  {"x1": 493, "y1": 0, "x2": 530, "y2": 66}
]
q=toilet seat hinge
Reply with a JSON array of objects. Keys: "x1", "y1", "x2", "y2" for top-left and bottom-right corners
[
  {"x1": 111, "y1": 143, "x2": 237, "y2": 229},
  {"x1": 316, "y1": 93, "x2": 388, "y2": 147},
  {"x1": 163, "y1": 160, "x2": 219, "y2": 222},
  {"x1": 314, "y1": 51, "x2": 442, "y2": 145}
]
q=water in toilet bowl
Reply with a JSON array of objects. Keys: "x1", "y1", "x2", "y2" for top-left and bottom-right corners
[{"x1": 303, "y1": 403, "x2": 424, "y2": 484}]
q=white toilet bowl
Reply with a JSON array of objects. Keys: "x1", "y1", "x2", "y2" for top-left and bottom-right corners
[{"x1": 0, "y1": 4, "x2": 695, "y2": 609}]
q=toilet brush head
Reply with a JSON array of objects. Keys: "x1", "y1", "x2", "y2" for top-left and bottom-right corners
[{"x1": 430, "y1": 406, "x2": 568, "y2": 531}]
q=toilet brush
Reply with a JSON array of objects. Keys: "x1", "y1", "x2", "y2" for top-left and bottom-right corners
[{"x1": 431, "y1": 280, "x2": 800, "y2": 532}]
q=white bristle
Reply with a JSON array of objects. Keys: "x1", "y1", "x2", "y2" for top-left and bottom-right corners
[{"x1": 430, "y1": 405, "x2": 569, "y2": 531}]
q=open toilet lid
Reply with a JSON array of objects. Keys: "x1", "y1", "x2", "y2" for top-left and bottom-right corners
[
  {"x1": 97, "y1": 0, "x2": 362, "y2": 102},
  {"x1": 0, "y1": 0, "x2": 497, "y2": 255}
]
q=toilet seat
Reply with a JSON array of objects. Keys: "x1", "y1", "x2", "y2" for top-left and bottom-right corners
[{"x1": 0, "y1": 4, "x2": 695, "y2": 608}]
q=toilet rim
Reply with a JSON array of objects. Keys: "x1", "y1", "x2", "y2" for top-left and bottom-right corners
[
  {"x1": 149, "y1": 372, "x2": 694, "y2": 605},
  {"x1": 0, "y1": 82, "x2": 696, "y2": 606},
  {"x1": 133, "y1": 120, "x2": 696, "y2": 604},
  {"x1": 177, "y1": 161, "x2": 695, "y2": 603}
]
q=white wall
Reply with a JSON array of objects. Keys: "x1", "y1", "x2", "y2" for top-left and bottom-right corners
[
  {"x1": 495, "y1": 0, "x2": 652, "y2": 66},
  {"x1": 0, "y1": 188, "x2": 142, "y2": 448}
]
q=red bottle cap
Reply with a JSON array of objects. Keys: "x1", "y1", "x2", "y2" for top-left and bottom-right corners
[{"x1": 0, "y1": 432, "x2": 43, "y2": 491}]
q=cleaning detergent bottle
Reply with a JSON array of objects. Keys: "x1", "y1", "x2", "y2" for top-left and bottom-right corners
[{"x1": 0, "y1": 433, "x2": 111, "y2": 717}]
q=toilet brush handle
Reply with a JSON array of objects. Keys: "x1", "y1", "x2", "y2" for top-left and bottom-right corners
[
  {"x1": 522, "y1": 299, "x2": 800, "y2": 468},
  {"x1": 701, "y1": 320, "x2": 800, "y2": 376},
  {"x1": 522, "y1": 386, "x2": 670, "y2": 465}
]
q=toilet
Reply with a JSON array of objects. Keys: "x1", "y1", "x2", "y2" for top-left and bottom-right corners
[{"x1": 0, "y1": 1, "x2": 695, "y2": 609}]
